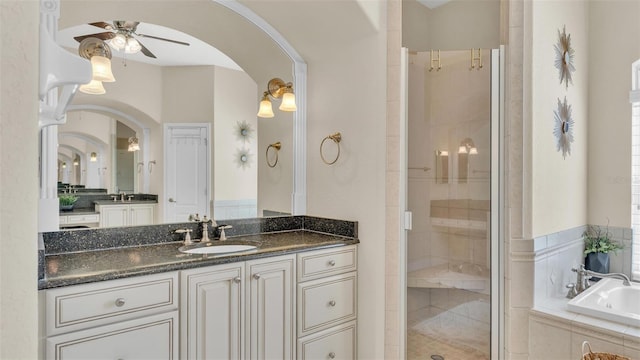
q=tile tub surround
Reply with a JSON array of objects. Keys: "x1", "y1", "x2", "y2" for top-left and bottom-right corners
[
  {"x1": 529, "y1": 225, "x2": 639, "y2": 359},
  {"x1": 39, "y1": 216, "x2": 358, "y2": 289}
]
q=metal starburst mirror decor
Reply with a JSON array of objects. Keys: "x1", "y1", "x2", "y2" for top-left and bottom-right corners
[
  {"x1": 554, "y1": 25, "x2": 576, "y2": 89},
  {"x1": 553, "y1": 96, "x2": 574, "y2": 159}
]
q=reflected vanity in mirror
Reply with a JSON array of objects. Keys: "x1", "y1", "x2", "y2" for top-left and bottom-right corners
[{"x1": 41, "y1": 0, "x2": 307, "y2": 231}]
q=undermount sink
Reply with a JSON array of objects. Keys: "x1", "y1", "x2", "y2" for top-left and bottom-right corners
[{"x1": 179, "y1": 243, "x2": 257, "y2": 255}]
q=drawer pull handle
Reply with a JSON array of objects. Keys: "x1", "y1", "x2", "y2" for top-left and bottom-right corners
[
  {"x1": 328, "y1": 300, "x2": 336, "y2": 307},
  {"x1": 253, "y1": 274, "x2": 261, "y2": 280},
  {"x1": 328, "y1": 260, "x2": 336, "y2": 266},
  {"x1": 328, "y1": 352, "x2": 336, "y2": 359},
  {"x1": 115, "y1": 298, "x2": 126, "y2": 307},
  {"x1": 233, "y1": 276, "x2": 241, "y2": 283}
]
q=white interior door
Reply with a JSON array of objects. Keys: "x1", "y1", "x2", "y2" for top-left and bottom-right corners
[{"x1": 164, "y1": 124, "x2": 210, "y2": 223}]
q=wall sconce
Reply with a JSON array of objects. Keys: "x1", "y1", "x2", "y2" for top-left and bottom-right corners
[
  {"x1": 458, "y1": 138, "x2": 478, "y2": 155},
  {"x1": 73, "y1": 158, "x2": 79, "y2": 166},
  {"x1": 62, "y1": 162, "x2": 67, "y2": 169},
  {"x1": 128, "y1": 137, "x2": 140, "y2": 152},
  {"x1": 77, "y1": 37, "x2": 116, "y2": 95},
  {"x1": 257, "y1": 78, "x2": 297, "y2": 118},
  {"x1": 90, "y1": 152, "x2": 97, "y2": 162}
]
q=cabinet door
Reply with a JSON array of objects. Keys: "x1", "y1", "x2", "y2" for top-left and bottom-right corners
[
  {"x1": 181, "y1": 263, "x2": 244, "y2": 360},
  {"x1": 246, "y1": 255, "x2": 296, "y2": 360},
  {"x1": 99, "y1": 205, "x2": 128, "y2": 227},
  {"x1": 46, "y1": 311, "x2": 178, "y2": 360},
  {"x1": 129, "y1": 204, "x2": 155, "y2": 226}
]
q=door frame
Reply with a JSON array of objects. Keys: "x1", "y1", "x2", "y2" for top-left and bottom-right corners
[{"x1": 163, "y1": 123, "x2": 212, "y2": 222}]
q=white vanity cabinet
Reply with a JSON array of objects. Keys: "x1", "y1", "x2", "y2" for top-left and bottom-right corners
[
  {"x1": 181, "y1": 254, "x2": 296, "y2": 360},
  {"x1": 97, "y1": 203, "x2": 156, "y2": 227},
  {"x1": 296, "y1": 245, "x2": 358, "y2": 360},
  {"x1": 42, "y1": 272, "x2": 179, "y2": 360}
]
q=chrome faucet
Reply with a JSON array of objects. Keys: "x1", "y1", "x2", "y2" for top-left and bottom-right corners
[
  {"x1": 120, "y1": 191, "x2": 126, "y2": 202},
  {"x1": 189, "y1": 214, "x2": 216, "y2": 243},
  {"x1": 571, "y1": 265, "x2": 592, "y2": 293},
  {"x1": 582, "y1": 265, "x2": 631, "y2": 286}
]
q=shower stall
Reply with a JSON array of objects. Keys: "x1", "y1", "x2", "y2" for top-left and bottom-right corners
[{"x1": 401, "y1": 48, "x2": 503, "y2": 360}]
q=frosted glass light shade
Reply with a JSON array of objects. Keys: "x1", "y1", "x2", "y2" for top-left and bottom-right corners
[
  {"x1": 257, "y1": 99, "x2": 275, "y2": 118},
  {"x1": 458, "y1": 145, "x2": 468, "y2": 154},
  {"x1": 91, "y1": 56, "x2": 115, "y2": 82},
  {"x1": 469, "y1": 147, "x2": 478, "y2": 155},
  {"x1": 90, "y1": 152, "x2": 97, "y2": 162},
  {"x1": 124, "y1": 38, "x2": 141, "y2": 54},
  {"x1": 279, "y1": 92, "x2": 297, "y2": 111},
  {"x1": 79, "y1": 80, "x2": 106, "y2": 95},
  {"x1": 110, "y1": 33, "x2": 127, "y2": 50}
]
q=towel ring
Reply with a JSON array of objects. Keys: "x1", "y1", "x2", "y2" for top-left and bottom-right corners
[
  {"x1": 266, "y1": 142, "x2": 281, "y2": 168},
  {"x1": 320, "y1": 132, "x2": 342, "y2": 165}
]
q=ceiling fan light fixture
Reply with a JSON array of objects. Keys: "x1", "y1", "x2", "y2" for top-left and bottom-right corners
[
  {"x1": 109, "y1": 33, "x2": 127, "y2": 50},
  {"x1": 79, "y1": 79, "x2": 106, "y2": 95},
  {"x1": 90, "y1": 55, "x2": 116, "y2": 82},
  {"x1": 124, "y1": 37, "x2": 142, "y2": 54}
]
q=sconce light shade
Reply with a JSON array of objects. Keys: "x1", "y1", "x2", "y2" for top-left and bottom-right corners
[
  {"x1": 458, "y1": 137, "x2": 478, "y2": 155},
  {"x1": 279, "y1": 91, "x2": 297, "y2": 111},
  {"x1": 73, "y1": 159, "x2": 79, "y2": 166},
  {"x1": 128, "y1": 137, "x2": 140, "y2": 152},
  {"x1": 62, "y1": 162, "x2": 67, "y2": 169},
  {"x1": 79, "y1": 80, "x2": 106, "y2": 95},
  {"x1": 90, "y1": 55, "x2": 115, "y2": 82},
  {"x1": 257, "y1": 93, "x2": 275, "y2": 118},
  {"x1": 90, "y1": 152, "x2": 97, "y2": 162}
]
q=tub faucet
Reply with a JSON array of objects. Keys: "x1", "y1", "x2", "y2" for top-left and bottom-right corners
[
  {"x1": 582, "y1": 265, "x2": 631, "y2": 286},
  {"x1": 571, "y1": 265, "x2": 592, "y2": 293}
]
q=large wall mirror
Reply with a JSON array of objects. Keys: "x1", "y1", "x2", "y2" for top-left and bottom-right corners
[{"x1": 42, "y1": 0, "x2": 306, "y2": 230}]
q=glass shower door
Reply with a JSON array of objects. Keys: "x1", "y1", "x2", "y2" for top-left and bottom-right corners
[{"x1": 404, "y1": 48, "x2": 502, "y2": 360}]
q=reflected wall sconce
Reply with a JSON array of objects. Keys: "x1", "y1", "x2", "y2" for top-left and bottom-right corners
[
  {"x1": 62, "y1": 162, "x2": 67, "y2": 169},
  {"x1": 458, "y1": 138, "x2": 478, "y2": 155},
  {"x1": 77, "y1": 37, "x2": 116, "y2": 95},
  {"x1": 73, "y1": 158, "x2": 79, "y2": 166},
  {"x1": 257, "y1": 78, "x2": 297, "y2": 118},
  {"x1": 90, "y1": 152, "x2": 97, "y2": 162},
  {"x1": 128, "y1": 137, "x2": 140, "y2": 152}
]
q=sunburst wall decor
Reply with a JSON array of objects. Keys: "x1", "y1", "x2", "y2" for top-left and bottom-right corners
[
  {"x1": 554, "y1": 25, "x2": 576, "y2": 89},
  {"x1": 235, "y1": 120, "x2": 254, "y2": 143},
  {"x1": 553, "y1": 96, "x2": 574, "y2": 159}
]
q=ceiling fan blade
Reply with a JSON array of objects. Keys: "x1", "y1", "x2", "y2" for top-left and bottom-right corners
[
  {"x1": 73, "y1": 32, "x2": 116, "y2": 43},
  {"x1": 137, "y1": 40, "x2": 157, "y2": 59},
  {"x1": 136, "y1": 33, "x2": 190, "y2": 46},
  {"x1": 88, "y1": 21, "x2": 114, "y2": 30}
]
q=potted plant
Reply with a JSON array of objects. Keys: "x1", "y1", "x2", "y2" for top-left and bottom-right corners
[
  {"x1": 59, "y1": 194, "x2": 78, "y2": 211},
  {"x1": 582, "y1": 224, "x2": 624, "y2": 277}
]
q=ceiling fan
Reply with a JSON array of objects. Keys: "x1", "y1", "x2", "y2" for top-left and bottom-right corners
[{"x1": 73, "y1": 20, "x2": 190, "y2": 59}]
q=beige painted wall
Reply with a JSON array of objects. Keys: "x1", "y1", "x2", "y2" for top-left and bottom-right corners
[
  {"x1": 587, "y1": 0, "x2": 640, "y2": 228},
  {"x1": 531, "y1": 0, "x2": 589, "y2": 237},
  {"x1": 403, "y1": 0, "x2": 501, "y2": 52},
  {"x1": 0, "y1": 0, "x2": 39, "y2": 358},
  {"x1": 213, "y1": 66, "x2": 258, "y2": 203}
]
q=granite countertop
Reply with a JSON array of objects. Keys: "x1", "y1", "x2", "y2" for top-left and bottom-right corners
[
  {"x1": 59, "y1": 208, "x2": 100, "y2": 216},
  {"x1": 94, "y1": 200, "x2": 159, "y2": 205},
  {"x1": 40, "y1": 230, "x2": 358, "y2": 290}
]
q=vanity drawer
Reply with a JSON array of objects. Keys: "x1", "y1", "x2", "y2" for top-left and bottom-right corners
[
  {"x1": 67, "y1": 214, "x2": 99, "y2": 224},
  {"x1": 297, "y1": 320, "x2": 357, "y2": 360},
  {"x1": 297, "y1": 245, "x2": 357, "y2": 282},
  {"x1": 297, "y1": 272, "x2": 357, "y2": 337},
  {"x1": 46, "y1": 272, "x2": 178, "y2": 335}
]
